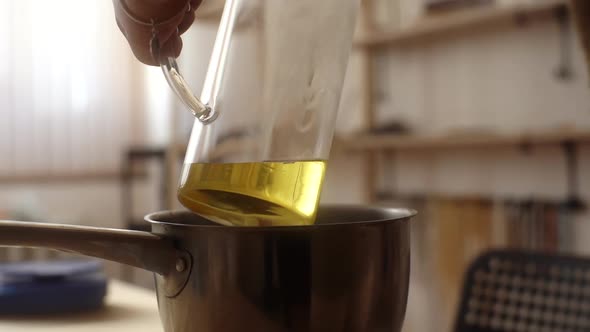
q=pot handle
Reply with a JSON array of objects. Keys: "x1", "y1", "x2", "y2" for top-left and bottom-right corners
[{"x1": 0, "y1": 220, "x2": 191, "y2": 297}]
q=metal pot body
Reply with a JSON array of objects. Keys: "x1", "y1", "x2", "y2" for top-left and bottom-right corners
[{"x1": 148, "y1": 206, "x2": 412, "y2": 332}]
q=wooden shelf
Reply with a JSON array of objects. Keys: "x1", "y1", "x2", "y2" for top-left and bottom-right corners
[
  {"x1": 354, "y1": 0, "x2": 569, "y2": 49},
  {"x1": 340, "y1": 129, "x2": 590, "y2": 151},
  {"x1": 0, "y1": 171, "x2": 124, "y2": 184}
]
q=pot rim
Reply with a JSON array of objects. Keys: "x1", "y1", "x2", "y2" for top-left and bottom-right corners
[{"x1": 144, "y1": 205, "x2": 417, "y2": 230}]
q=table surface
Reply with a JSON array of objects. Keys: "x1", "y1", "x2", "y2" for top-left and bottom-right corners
[{"x1": 0, "y1": 280, "x2": 162, "y2": 332}]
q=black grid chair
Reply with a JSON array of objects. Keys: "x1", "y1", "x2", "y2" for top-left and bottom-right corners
[{"x1": 454, "y1": 249, "x2": 590, "y2": 332}]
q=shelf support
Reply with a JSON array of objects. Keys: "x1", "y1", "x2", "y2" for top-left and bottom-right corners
[
  {"x1": 554, "y1": 6, "x2": 574, "y2": 81},
  {"x1": 561, "y1": 141, "x2": 585, "y2": 211}
]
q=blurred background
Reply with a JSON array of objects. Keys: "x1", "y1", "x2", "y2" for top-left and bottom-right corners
[{"x1": 0, "y1": 0, "x2": 589, "y2": 331}]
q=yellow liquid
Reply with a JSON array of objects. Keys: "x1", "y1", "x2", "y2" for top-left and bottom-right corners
[{"x1": 178, "y1": 160, "x2": 327, "y2": 226}]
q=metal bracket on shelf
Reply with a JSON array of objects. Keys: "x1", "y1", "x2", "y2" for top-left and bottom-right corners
[
  {"x1": 518, "y1": 141, "x2": 534, "y2": 155},
  {"x1": 554, "y1": 6, "x2": 574, "y2": 81},
  {"x1": 561, "y1": 141, "x2": 586, "y2": 212},
  {"x1": 375, "y1": 151, "x2": 398, "y2": 201}
]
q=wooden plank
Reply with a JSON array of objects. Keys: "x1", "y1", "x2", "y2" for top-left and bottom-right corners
[
  {"x1": 354, "y1": 0, "x2": 569, "y2": 48},
  {"x1": 340, "y1": 130, "x2": 590, "y2": 151},
  {"x1": 0, "y1": 170, "x2": 150, "y2": 184},
  {"x1": 0, "y1": 171, "x2": 123, "y2": 184}
]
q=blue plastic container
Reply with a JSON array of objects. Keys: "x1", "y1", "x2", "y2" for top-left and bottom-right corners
[{"x1": 0, "y1": 260, "x2": 108, "y2": 314}]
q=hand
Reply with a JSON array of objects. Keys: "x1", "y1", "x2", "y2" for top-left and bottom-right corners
[{"x1": 113, "y1": 0, "x2": 202, "y2": 66}]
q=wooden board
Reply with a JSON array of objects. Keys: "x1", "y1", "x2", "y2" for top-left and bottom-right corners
[
  {"x1": 354, "y1": 0, "x2": 569, "y2": 48},
  {"x1": 0, "y1": 171, "x2": 123, "y2": 184},
  {"x1": 339, "y1": 129, "x2": 590, "y2": 151}
]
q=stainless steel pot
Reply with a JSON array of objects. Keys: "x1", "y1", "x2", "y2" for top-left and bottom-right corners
[{"x1": 0, "y1": 206, "x2": 414, "y2": 332}]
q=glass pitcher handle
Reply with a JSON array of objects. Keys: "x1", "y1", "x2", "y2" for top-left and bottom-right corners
[
  {"x1": 160, "y1": 56, "x2": 217, "y2": 123},
  {"x1": 150, "y1": 25, "x2": 217, "y2": 123},
  {"x1": 150, "y1": 0, "x2": 239, "y2": 124}
]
